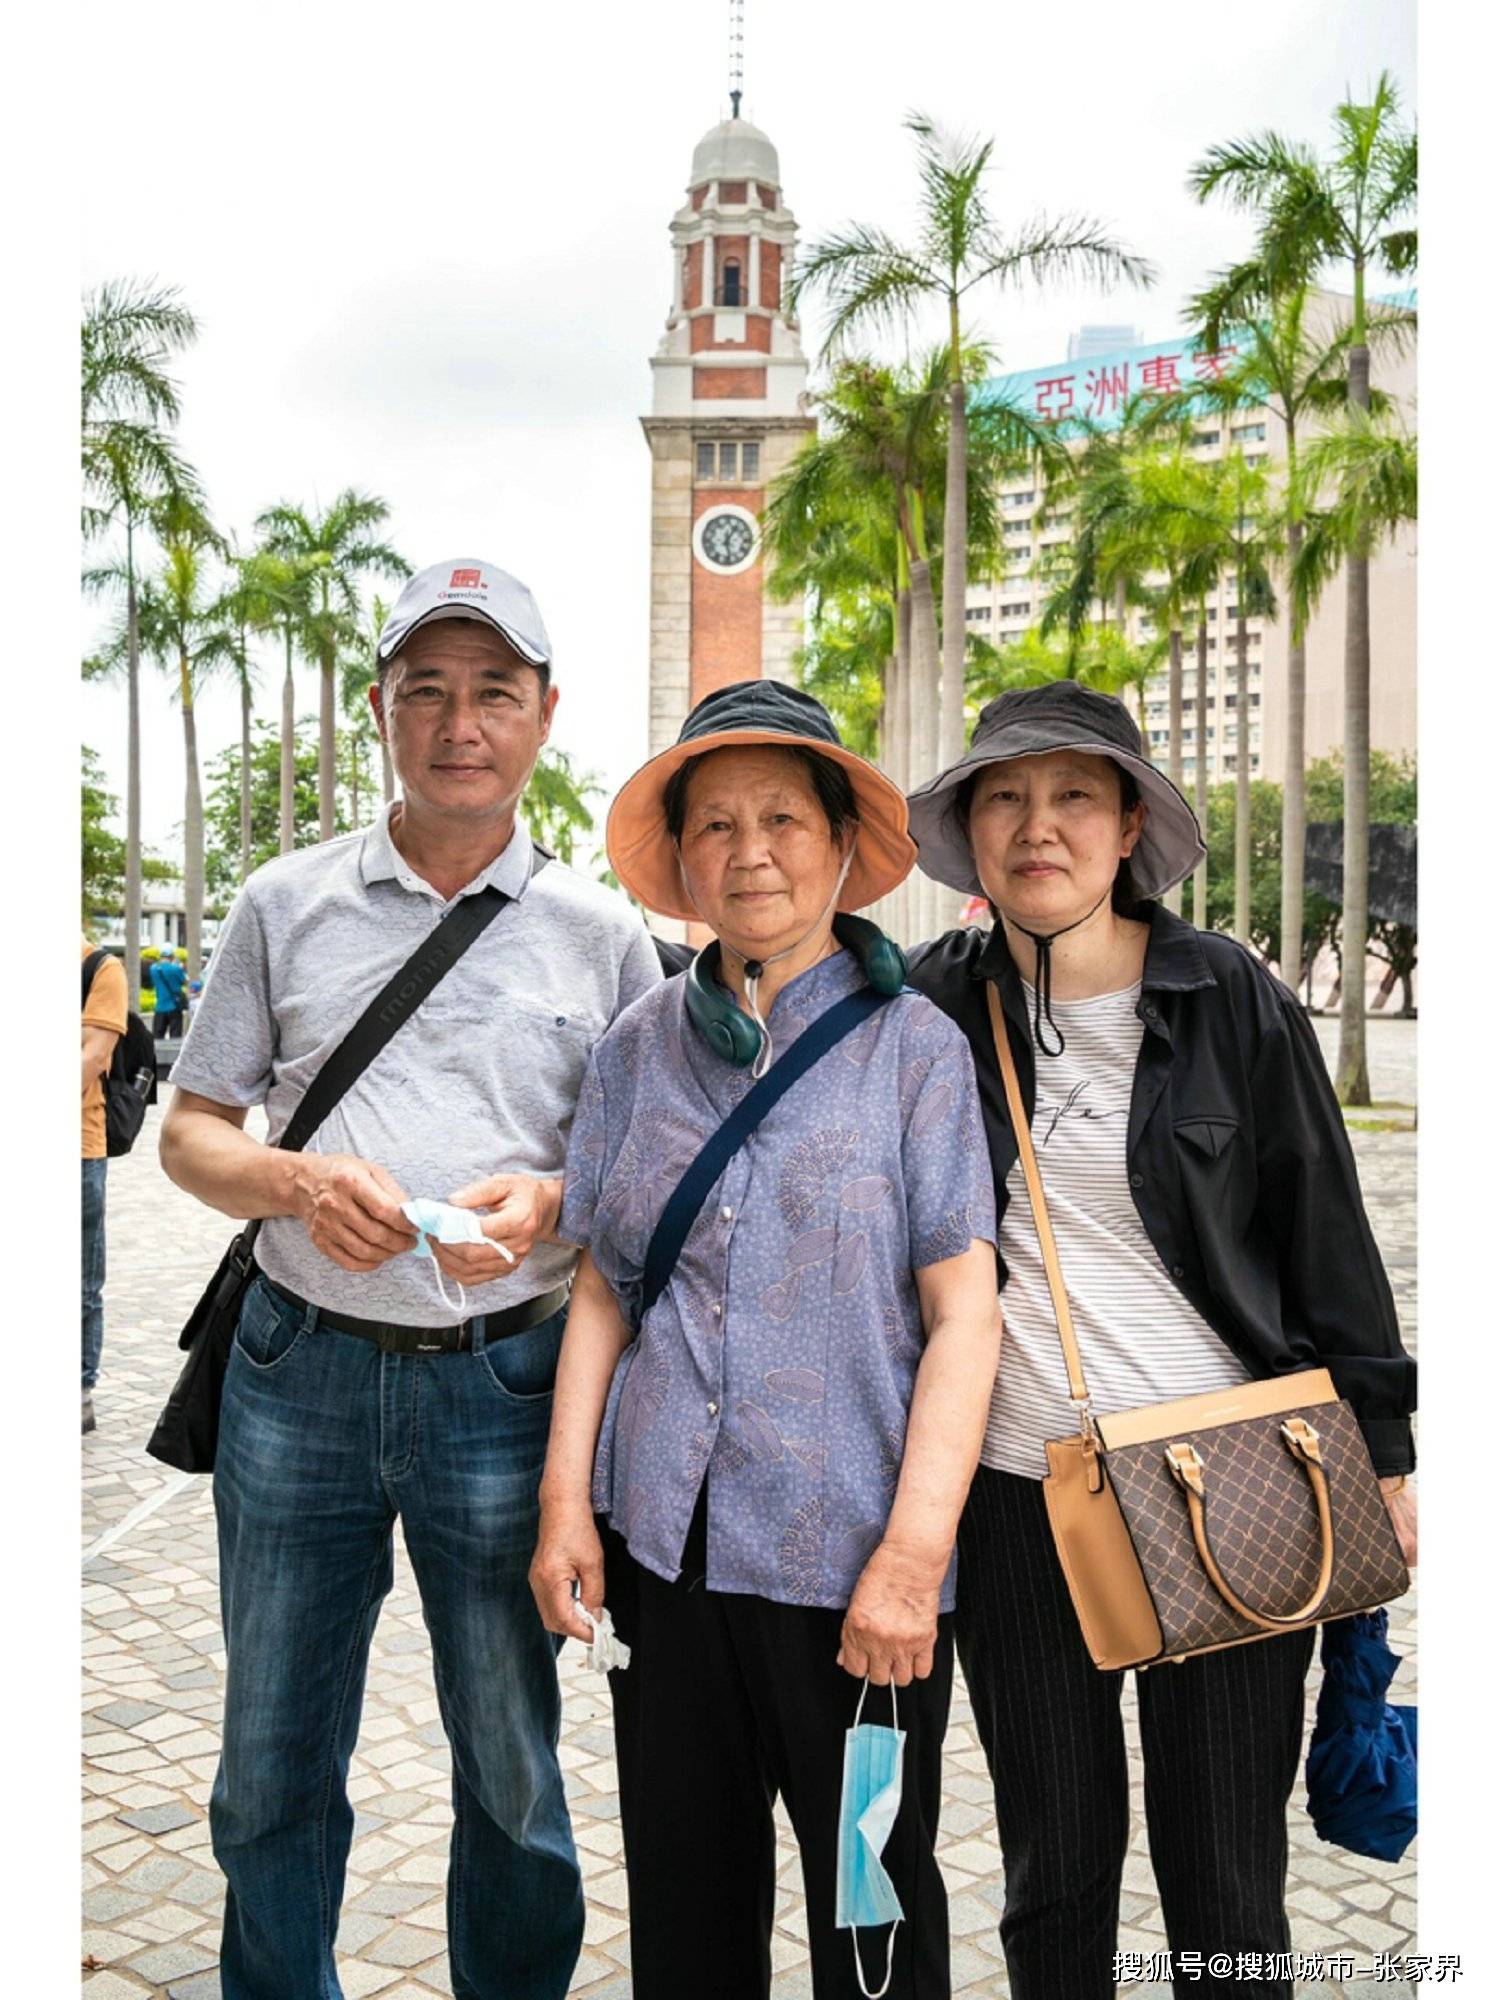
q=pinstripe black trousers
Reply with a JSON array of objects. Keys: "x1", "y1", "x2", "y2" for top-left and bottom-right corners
[{"x1": 955, "y1": 1464, "x2": 1315, "y2": 2000}]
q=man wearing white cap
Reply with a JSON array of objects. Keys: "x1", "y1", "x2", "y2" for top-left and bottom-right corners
[{"x1": 162, "y1": 558, "x2": 662, "y2": 1998}]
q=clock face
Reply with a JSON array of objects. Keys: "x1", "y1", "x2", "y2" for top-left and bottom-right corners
[{"x1": 699, "y1": 510, "x2": 756, "y2": 569}]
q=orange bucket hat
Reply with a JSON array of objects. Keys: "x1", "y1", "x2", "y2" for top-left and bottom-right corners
[{"x1": 606, "y1": 679, "x2": 916, "y2": 924}]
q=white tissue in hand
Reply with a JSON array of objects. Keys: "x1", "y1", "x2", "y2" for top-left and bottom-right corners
[{"x1": 578, "y1": 1604, "x2": 631, "y2": 1673}]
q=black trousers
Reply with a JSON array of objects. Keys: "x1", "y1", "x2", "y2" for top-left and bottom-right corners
[
  {"x1": 955, "y1": 1464, "x2": 1315, "y2": 2000},
  {"x1": 153, "y1": 1006, "x2": 184, "y2": 1040},
  {"x1": 603, "y1": 1490, "x2": 954, "y2": 1999}
]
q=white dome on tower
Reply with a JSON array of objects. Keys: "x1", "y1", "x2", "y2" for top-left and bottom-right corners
[{"x1": 690, "y1": 115, "x2": 780, "y2": 190}]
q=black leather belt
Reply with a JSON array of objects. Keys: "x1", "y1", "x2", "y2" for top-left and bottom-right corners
[{"x1": 260, "y1": 1275, "x2": 569, "y2": 1356}]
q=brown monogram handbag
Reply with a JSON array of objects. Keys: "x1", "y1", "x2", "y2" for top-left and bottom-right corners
[{"x1": 985, "y1": 985, "x2": 1410, "y2": 1671}]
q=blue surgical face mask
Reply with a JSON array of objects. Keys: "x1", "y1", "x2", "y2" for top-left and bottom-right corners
[
  {"x1": 401, "y1": 1198, "x2": 494, "y2": 1314},
  {"x1": 835, "y1": 1679, "x2": 906, "y2": 1999}
]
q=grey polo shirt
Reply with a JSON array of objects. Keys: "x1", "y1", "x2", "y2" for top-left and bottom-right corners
[{"x1": 171, "y1": 804, "x2": 663, "y2": 1324}]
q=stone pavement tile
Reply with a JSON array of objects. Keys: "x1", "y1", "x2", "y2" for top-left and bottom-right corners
[
  {"x1": 334, "y1": 1910, "x2": 395, "y2": 1954},
  {"x1": 335, "y1": 1962, "x2": 405, "y2": 1997},
  {"x1": 117, "y1": 1902, "x2": 204, "y2": 1945},
  {"x1": 125, "y1": 1937, "x2": 220, "y2": 1984},
  {"x1": 83, "y1": 1926, "x2": 148, "y2": 1964},
  {"x1": 117, "y1": 1802, "x2": 198, "y2": 1835},
  {"x1": 83, "y1": 1973, "x2": 153, "y2": 1998},
  {"x1": 165, "y1": 1977, "x2": 221, "y2": 2000},
  {"x1": 350, "y1": 1883, "x2": 436, "y2": 1918}
]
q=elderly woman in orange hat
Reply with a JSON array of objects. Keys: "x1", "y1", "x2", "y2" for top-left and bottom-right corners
[{"x1": 529, "y1": 680, "x2": 1000, "y2": 2000}]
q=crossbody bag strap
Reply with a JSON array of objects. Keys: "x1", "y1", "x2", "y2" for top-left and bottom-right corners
[
  {"x1": 233, "y1": 883, "x2": 512, "y2": 1260},
  {"x1": 984, "y1": 979, "x2": 1094, "y2": 1422},
  {"x1": 639, "y1": 986, "x2": 891, "y2": 1321}
]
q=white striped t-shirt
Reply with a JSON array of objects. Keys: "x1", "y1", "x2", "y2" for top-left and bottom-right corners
[{"x1": 983, "y1": 979, "x2": 1252, "y2": 1479}]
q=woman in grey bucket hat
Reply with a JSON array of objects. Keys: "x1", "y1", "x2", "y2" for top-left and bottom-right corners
[{"x1": 901, "y1": 680, "x2": 1417, "y2": 1999}]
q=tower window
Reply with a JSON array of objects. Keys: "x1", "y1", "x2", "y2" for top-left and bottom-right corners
[
  {"x1": 694, "y1": 440, "x2": 760, "y2": 484},
  {"x1": 719, "y1": 259, "x2": 743, "y2": 307}
]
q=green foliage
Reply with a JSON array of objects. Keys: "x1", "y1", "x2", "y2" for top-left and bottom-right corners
[
  {"x1": 523, "y1": 749, "x2": 603, "y2": 867},
  {"x1": 82, "y1": 747, "x2": 175, "y2": 925},
  {"x1": 204, "y1": 719, "x2": 327, "y2": 897},
  {"x1": 1197, "y1": 752, "x2": 1417, "y2": 969},
  {"x1": 1203, "y1": 780, "x2": 1287, "y2": 959},
  {"x1": 1305, "y1": 750, "x2": 1418, "y2": 988},
  {"x1": 82, "y1": 748, "x2": 126, "y2": 925}
]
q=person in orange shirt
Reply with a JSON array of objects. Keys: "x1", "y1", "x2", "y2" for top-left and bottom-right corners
[{"x1": 82, "y1": 937, "x2": 128, "y2": 1435}]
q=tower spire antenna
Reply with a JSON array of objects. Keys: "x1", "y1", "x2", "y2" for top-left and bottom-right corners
[{"x1": 728, "y1": 0, "x2": 744, "y2": 118}]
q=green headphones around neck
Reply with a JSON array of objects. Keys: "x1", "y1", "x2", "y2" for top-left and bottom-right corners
[{"x1": 685, "y1": 912, "x2": 908, "y2": 1068}]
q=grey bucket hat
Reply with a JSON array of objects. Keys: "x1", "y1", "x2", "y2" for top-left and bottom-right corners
[{"x1": 906, "y1": 680, "x2": 1206, "y2": 901}]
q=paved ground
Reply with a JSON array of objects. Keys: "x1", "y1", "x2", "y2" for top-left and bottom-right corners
[{"x1": 82, "y1": 1020, "x2": 1418, "y2": 1999}]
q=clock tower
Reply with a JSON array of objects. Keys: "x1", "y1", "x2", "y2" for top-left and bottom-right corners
[{"x1": 641, "y1": 106, "x2": 814, "y2": 767}]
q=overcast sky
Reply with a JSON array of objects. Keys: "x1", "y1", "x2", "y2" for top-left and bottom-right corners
[{"x1": 80, "y1": 0, "x2": 1415, "y2": 864}]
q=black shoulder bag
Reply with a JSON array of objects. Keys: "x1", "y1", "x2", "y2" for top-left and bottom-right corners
[
  {"x1": 82, "y1": 951, "x2": 158, "y2": 1157},
  {"x1": 147, "y1": 875, "x2": 530, "y2": 1473}
]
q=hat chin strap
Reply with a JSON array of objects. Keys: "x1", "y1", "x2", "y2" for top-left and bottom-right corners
[
  {"x1": 1008, "y1": 885, "x2": 1113, "y2": 1058},
  {"x1": 711, "y1": 849, "x2": 856, "y2": 1079}
]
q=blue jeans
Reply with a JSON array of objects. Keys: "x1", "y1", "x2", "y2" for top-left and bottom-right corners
[
  {"x1": 81, "y1": 1158, "x2": 107, "y2": 1390},
  {"x1": 211, "y1": 1277, "x2": 583, "y2": 2000}
]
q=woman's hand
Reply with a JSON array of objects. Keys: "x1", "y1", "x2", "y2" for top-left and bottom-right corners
[
  {"x1": 430, "y1": 1174, "x2": 562, "y2": 1284},
  {"x1": 838, "y1": 1539, "x2": 945, "y2": 1686},
  {"x1": 530, "y1": 1500, "x2": 605, "y2": 1645},
  {"x1": 1380, "y1": 1476, "x2": 1417, "y2": 1570}
]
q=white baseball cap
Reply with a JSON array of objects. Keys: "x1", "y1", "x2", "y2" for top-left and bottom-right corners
[{"x1": 376, "y1": 558, "x2": 552, "y2": 667}]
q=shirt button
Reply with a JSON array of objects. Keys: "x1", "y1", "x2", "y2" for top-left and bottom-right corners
[
  {"x1": 721, "y1": 1206, "x2": 734, "y2": 1222},
  {"x1": 1130, "y1": 1171, "x2": 1145, "y2": 1188},
  {"x1": 1171, "y1": 1264, "x2": 1185, "y2": 1280},
  {"x1": 707, "y1": 1401, "x2": 719, "y2": 1417},
  {"x1": 710, "y1": 1303, "x2": 722, "y2": 1318}
]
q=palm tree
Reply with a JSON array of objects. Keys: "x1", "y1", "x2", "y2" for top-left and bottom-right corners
[
  {"x1": 1290, "y1": 412, "x2": 1417, "y2": 1010},
  {"x1": 138, "y1": 498, "x2": 228, "y2": 978},
  {"x1": 205, "y1": 548, "x2": 287, "y2": 883},
  {"x1": 339, "y1": 597, "x2": 397, "y2": 808},
  {"x1": 1121, "y1": 454, "x2": 1277, "y2": 940},
  {"x1": 82, "y1": 281, "x2": 200, "y2": 1002},
  {"x1": 81, "y1": 426, "x2": 200, "y2": 1004},
  {"x1": 1112, "y1": 438, "x2": 1229, "y2": 911},
  {"x1": 255, "y1": 493, "x2": 410, "y2": 841},
  {"x1": 765, "y1": 351, "x2": 1043, "y2": 940},
  {"x1": 1180, "y1": 281, "x2": 1411, "y2": 986},
  {"x1": 791, "y1": 114, "x2": 1153, "y2": 780},
  {"x1": 82, "y1": 280, "x2": 197, "y2": 434},
  {"x1": 1189, "y1": 70, "x2": 1416, "y2": 1096}
]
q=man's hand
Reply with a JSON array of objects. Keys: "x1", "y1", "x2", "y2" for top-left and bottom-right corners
[
  {"x1": 1380, "y1": 1476, "x2": 1417, "y2": 1570},
  {"x1": 530, "y1": 1500, "x2": 605, "y2": 1645},
  {"x1": 430, "y1": 1175, "x2": 562, "y2": 1284},
  {"x1": 838, "y1": 1539, "x2": 945, "y2": 1687},
  {"x1": 293, "y1": 1155, "x2": 417, "y2": 1273}
]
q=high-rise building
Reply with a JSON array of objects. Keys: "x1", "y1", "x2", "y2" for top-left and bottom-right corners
[
  {"x1": 1066, "y1": 323, "x2": 1142, "y2": 360},
  {"x1": 970, "y1": 291, "x2": 1416, "y2": 790},
  {"x1": 641, "y1": 108, "x2": 814, "y2": 770}
]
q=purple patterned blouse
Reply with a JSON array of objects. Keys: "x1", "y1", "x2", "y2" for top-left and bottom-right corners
[{"x1": 557, "y1": 947, "x2": 997, "y2": 1612}]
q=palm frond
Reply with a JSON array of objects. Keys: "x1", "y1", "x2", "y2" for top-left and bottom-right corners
[{"x1": 962, "y1": 216, "x2": 1154, "y2": 298}]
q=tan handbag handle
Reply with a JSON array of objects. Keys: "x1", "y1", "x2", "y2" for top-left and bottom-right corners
[
  {"x1": 1165, "y1": 1420, "x2": 1336, "y2": 1629},
  {"x1": 985, "y1": 981, "x2": 1093, "y2": 1420}
]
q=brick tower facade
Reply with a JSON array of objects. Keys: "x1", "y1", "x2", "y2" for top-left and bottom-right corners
[{"x1": 641, "y1": 111, "x2": 814, "y2": 764}]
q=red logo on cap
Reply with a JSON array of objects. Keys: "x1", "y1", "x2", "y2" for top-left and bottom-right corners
[{"x1": 449, "y1": 568, "x2": 483, "y2": 589}]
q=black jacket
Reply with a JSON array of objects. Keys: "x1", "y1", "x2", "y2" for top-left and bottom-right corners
[{"x1": 907, "y1": 905, "x2": 1416, "y2": 1476}]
